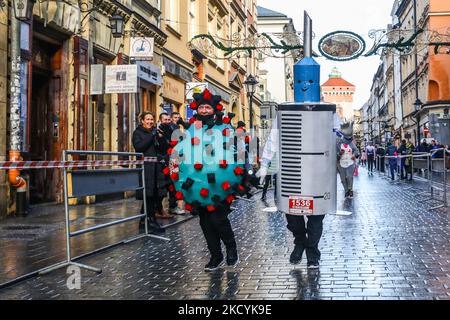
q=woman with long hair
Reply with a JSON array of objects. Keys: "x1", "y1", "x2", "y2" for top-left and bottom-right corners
[{"x1": 132, "y1": 111, "x2": 166, "y2": 233}]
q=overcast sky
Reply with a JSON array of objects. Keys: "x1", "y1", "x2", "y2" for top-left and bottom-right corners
[{"x1": 257, "y1": 0, "x2": 395, "y2": 109}]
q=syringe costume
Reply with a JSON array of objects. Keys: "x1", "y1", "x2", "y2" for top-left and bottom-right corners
[
  {"x1": 336, "y1": 122, "x2": 359, "y2": 198},
  {"x1": 164, "y1": 89, "x2": 248, "y2": 215}
]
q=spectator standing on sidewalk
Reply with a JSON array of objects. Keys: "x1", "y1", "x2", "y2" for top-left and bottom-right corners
[
  {"x1": 132, "y1": 111, "x2": 165, "y2": 233},
  {"x1": 156, "y1": 113, "x2": 176, "y2": 219},
  {"x1": 386, "y1": 141, "x2": 398, "y2": 180},
  {"x1": 365, "y1": 142, "x2": 376, "y2": 175},
  {"x1": 360, "y1": 148, "x2": 367, "y2": 167},
  {"x1": 168, "y1": 112, "x2": 185, "y2": 215},
  {"x1": 405, "y1": 140, "x2": 415, "y2": 180},
  {"x1": 376, "y1": 144, "x2": 386, "y2": 173},
  {"x1": 398, "y1": 139, "x2": 408, "y2": 179}
]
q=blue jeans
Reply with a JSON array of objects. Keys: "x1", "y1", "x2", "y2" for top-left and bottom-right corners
[{"x1": 389, "y1": 160, "x2": 396, "y2": 180}]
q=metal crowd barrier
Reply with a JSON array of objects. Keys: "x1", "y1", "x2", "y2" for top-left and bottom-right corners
[
  {"x1": 0, "y1": 150, "x2": 169, "y2": 289},
  {"x1": 39, "y1": 150, "x2": 170, "y2": 275},
  {"x1": 375, "y1": 149, "x2": 449, "y2": 210}
]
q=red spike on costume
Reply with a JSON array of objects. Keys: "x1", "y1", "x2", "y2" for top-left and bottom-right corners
[
  {"x1": 222, "y1": 181, "x2": 231, "y2": 190},
  {"x1": 167, "y1": 148, "x2": 174, "y2": 155},
  {"x1": 170, "y1": 172, "x2": 179, "y2": 181},
  {"x1": 191, "y1": 137, "x2": 200, "y2": 145},
  {"x1": 185, "y1": 203, "x2": 193, "y2": 212},
  {"x1": 245, "y1": 135, "x2": 251, "y2": 143},
  {"x1": 195, "y1": 121, "x2": 203, "y2": 129},
  {"x1": 200, "y1": 188, "x2": 209, "y2": 198},
  {"x1": 223, "y1": 117, "x2": 230, "y2": 124},
  {"x1": 234, "y1": 167, "x2": 244, "y2": 175},
  {"x1": 175, "y1": 191, "x2": 184, "y2": 200},
  {"x1": 216, "y1": 104, "x2": 223, "y2": 111},
  {"x1": 189, "y1": 117, "x2": 196, "y2": 124},
  {"x1": 194, "y1": 163, "x2": 203, "y2": 170},
  {"x1": 163, "y1": 167, "x2": 170, "y2": 175},
  {"x1": 189, "y1": 101, "x2": 198, "y2": 110},
  {"x1": 236, "y1": 128, "x2": 244, "y2": 135},
  {"x1": 168, "y1": 184, "x2": 175, "y2": 192},
  {"x1": 203, "y1": 89, "x2": 212, "y2": 100},
  {"x1": 238, "y1": 184, "x2": 245, "y2": 192},
  {"x1": 206, "y1": 205, "x2": 215, "y2": 212},
  {"x1": 226, "y1": 194, "x2": 234, "y2": 204},
  {"x1": 219, "y1": 160, "x2": 228, "y2": 168},
  {"x1": 170, "y1": 140, "x2": 178, "y2": 147},
  {"x1": 222, "y1": 128, "x2": 230, "y2": 136}
]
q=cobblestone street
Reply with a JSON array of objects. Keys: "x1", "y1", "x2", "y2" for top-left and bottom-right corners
[{"x1": 0, "y1": 166, "x2": 448, "y2": 300}]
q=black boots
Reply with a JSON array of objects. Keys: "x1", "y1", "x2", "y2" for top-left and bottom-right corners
[
  {"x1": 204, "y1": 255, "x2": 224, "y2": 271},
  {"x1": 226, "y1": 247, "x2": 239, "y2": 267},
  {"x1": 289, "y1": 246, "x2": 304, "y2": 264}
]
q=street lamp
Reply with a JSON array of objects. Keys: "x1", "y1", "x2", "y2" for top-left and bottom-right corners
[
  {"x1": 13, "y1": 0, "x2": 35, "y2": 21},
  {"x1": 243, "y1": 74, "x2": 258, "y2": 132},
  {"x1": 414, "y1": 98, "x2": 422, "y2": 144},
  {"x1": 110, "y1": 14, "x2": 125, "y2": 38}
]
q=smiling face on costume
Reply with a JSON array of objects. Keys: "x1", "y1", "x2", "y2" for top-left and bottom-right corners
[{"x1": 198, "y1": 104, "x2": 214, "y2": 116}]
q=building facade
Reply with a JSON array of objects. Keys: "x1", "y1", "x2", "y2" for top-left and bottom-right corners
[
  {"x1": 0, "y1": 0, "x2": 262, "y2": 218},
  {"x1": 363, "y1": 0, "x2": 450, "y2": 147},
  {"x1": 1, "y1": 0, "x2": 167, "y2": 217}
]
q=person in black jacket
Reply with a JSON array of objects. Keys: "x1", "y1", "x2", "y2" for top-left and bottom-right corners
[{"x1": 132, "y1": 111, "x2": 166, "y2": 233}]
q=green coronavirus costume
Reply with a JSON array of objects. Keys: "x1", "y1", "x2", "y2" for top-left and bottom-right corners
[{"x1": 165, "y1": 88, "x2": 249, "y2": 215}]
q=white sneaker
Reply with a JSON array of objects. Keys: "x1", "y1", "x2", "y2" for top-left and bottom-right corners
[{"x1": 171, "y1": 207, "x2": 185, "y2": 215}]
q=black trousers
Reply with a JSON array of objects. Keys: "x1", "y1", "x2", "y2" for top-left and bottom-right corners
[
  {"x1": 367, "y1": 155, "x2": 375, "y2": 172},
  {"x1": 141, "y1": 196, "x2": 158, "y2": 219},
  {"x1": 285, "y1": 214, "x2": 325, "y2": 263},
  {"x1": 261, "y1": 174, "x2": 277, "y2": 199},
  {"x1": 199, "y1": 209, "x2": 236, "y2": 258}
]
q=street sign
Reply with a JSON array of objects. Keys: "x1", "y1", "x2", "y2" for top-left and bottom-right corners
[
  {"x1": 105, "y1": 65, "x2": 138, "y2": 94},
  {"x1": 130, "y1": 37, "x2": 154, "y2": 60}
]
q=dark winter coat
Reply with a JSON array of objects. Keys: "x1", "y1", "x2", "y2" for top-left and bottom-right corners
[{"x1": 132, "y1": 125, "x2": 167, "y2": 198}]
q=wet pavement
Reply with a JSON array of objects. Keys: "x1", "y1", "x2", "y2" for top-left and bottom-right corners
[{"x1": 0, "y1": 166, "x2": 448, "y2": 300}]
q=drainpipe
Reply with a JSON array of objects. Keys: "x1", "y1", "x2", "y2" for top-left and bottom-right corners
[{"x1": 9, "y1": 9, "x2": 27, "y2": 215}]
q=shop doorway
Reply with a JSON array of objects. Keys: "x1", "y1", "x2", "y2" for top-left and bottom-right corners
[{"x1": 28, "y1": 37, "x2": 64, "y2": 204}]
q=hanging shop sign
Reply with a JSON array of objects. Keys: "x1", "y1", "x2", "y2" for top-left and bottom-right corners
[
  {"x1": 136, "y1": 61, "x2": 162, "y2": 86},
  {"x1": 318, "y1": 31, "x2": 366, "y2": 61},
  {"x1": 105, "y1": 65, "x2": 138, "y2": 94},
  {"x1": 130, "y1": 37, "x2": 154, "y2": 60},
  {"x1": 185, "y1": 82, "x2": 208, "y2": 100}
]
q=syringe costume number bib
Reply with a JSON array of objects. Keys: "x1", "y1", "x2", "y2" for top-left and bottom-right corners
[{"x1": 167, "y1": 89, "x2": 248, "y2": 215}]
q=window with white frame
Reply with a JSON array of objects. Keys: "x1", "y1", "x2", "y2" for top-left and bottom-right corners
[
  {"x1": 166, "y1": 0, "x2": 179, "y2": 32},
  {"x1": 188, "y1": 0, "x2": 197, "y2": 41}
]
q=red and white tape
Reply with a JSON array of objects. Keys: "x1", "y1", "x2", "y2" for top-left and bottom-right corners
[{"x1": 0, "y1": 157, "x2": 158, "y2": 170}]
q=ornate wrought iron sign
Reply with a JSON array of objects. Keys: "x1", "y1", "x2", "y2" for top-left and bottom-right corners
[{"x1": 318, "y1": 31, "x2": 366, "y2": 61}]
